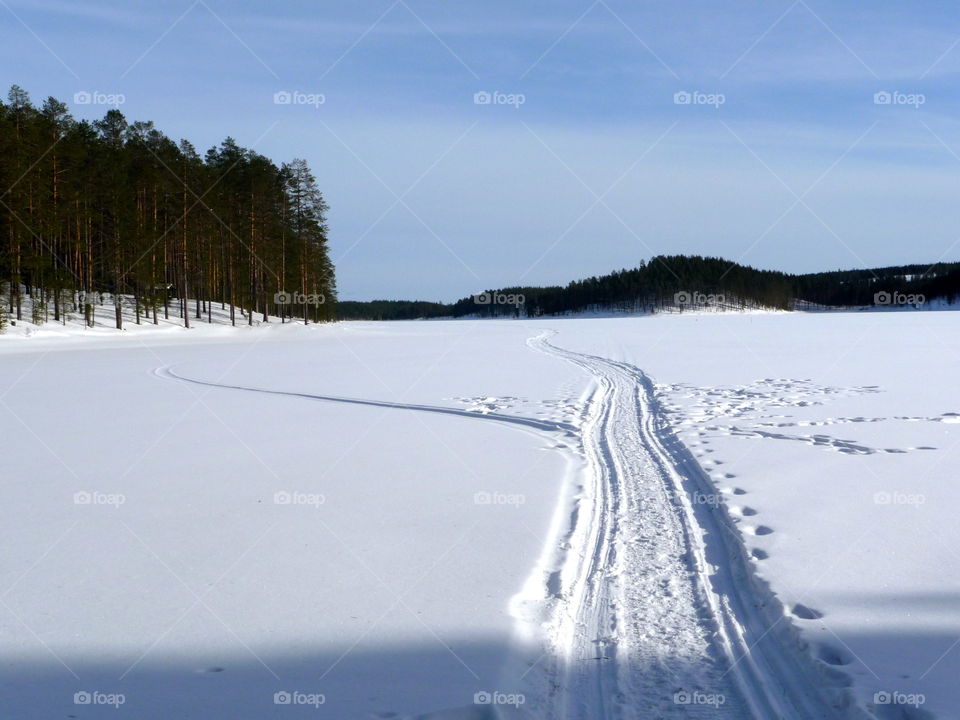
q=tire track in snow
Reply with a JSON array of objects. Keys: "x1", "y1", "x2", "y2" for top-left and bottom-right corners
[{"x1": 528, "y1": 331, "x2": 856, "y2": 720}]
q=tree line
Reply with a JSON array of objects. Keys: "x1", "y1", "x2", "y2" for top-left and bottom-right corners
[
  {"x1": 0, "y1": 85, "x2": 335, "y2": 330},
  {"x1": 794, "y1": 263, "x2": 960, "y2": 306},
  {"x1": 336, "y1": 300, "x2": 450, "y2": 321},
  {"x1": 449, "y1": 255, "x2": 797, "y2": 318},
  {"x1": 339, "y1": 255, "x2": 960, "y2": 320}
]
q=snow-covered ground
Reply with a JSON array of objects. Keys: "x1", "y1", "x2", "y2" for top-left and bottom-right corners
[
  {"x1": 1, "y1": 311, "x2": 958, "y2": 718},
  {"x1": 552, "y1": 311, "x2": 960, "y2": 720}
]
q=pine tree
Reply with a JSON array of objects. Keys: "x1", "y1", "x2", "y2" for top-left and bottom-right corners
[{"x1": 0, "y1": 86, "x2": 337, "y2": 331}]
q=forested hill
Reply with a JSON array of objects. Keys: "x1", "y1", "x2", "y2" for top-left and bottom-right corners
[
  {"x1": 795, "y1": 263, "x2": 960, "y2": 306},
  {"x1": 450, "y1": 255, "x2": 796, "y2": 318},
  {"x1": 0, "y1": 85, "x2": 335, "y2": 329},
  {"x1": 338, "y1": 256, "x2": 799, "y2": 320},
  {"x1": 339, "y1": 255, "x2": 960, "y2": 320}
]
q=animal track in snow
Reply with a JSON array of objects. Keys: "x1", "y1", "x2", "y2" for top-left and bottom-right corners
[
  {"x1": 791, "y1": 604, "x2": 824, "y2": 620},
  {"x1": 726, "y1": 426, "x2": 934, "y2": 456},
  {"x1": 452, "y1": 395, "x2": 523, "y2": 414},
  {"x1": 656, "y1": 379, "x2": 949, "y2": 457},
  {"x1": 452, "y1": 395, "x2": 584, "y2": 429},
  {"x1": 657, "y1": 378, "x2": 882, "y2": 426},
  {"x1": 816, "y1": 644, "x2": 853, "y2": 666},
  {"x1": 758, "y1": 411, "x2": 960, "y2": 429}
]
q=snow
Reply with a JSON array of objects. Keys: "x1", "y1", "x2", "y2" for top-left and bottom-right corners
[
  {"x1": 2, "y1": 310, "x2": 959, "y2": 718},
  {"x1": 0, "y1": 320, "x2": 580, "y2": 719},
  {"x1": 552, "y1": 311, "x2": 960, "y2": 719}
]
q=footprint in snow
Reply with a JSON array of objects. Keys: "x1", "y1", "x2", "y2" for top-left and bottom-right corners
[
  {"x1": 816, "y1": 644, "x2": 853, "y2": 666},
  {"x1": 791, "y1": 603, "x2": 824, "y2": 620}
]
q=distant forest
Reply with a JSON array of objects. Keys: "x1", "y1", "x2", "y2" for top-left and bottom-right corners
[
  {"x1": 795, "y1": 263, "x2": 960, "y2": 307},
  {"x1": 338, "y1": 255, "x2": 960, "y2": 320},
  {"x1": 0, "y1": 85, "x2": 335, "y2": 329},
  {"x1": 4, "y1": 81, "x2": 954, "y2": 329},
  {"x1": 336, "y1": 300, "x2": 450, "y2": 321}
]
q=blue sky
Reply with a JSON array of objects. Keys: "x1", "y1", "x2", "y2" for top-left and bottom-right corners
[{"x1": 3, "y1": 0, "x2": 960, "y2": 300}]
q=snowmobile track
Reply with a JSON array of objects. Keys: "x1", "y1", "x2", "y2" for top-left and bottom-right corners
[
  {"x1": 529, "y1": 331, "x2": 855, "y2": 720},
  {"x1": 156, "y1": 335, "x2": 858, "y2": 719}
]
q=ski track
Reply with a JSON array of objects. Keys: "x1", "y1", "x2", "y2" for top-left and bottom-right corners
[
  {"x1": 154, "y1": 365, "x2": 577, "y2": 434},
  {"x1": 528, "y1": 332, "x2": 858, "y2": 720},
  {"x1": 155, "y1": 334, "x2": 863, "y2": 720}
]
